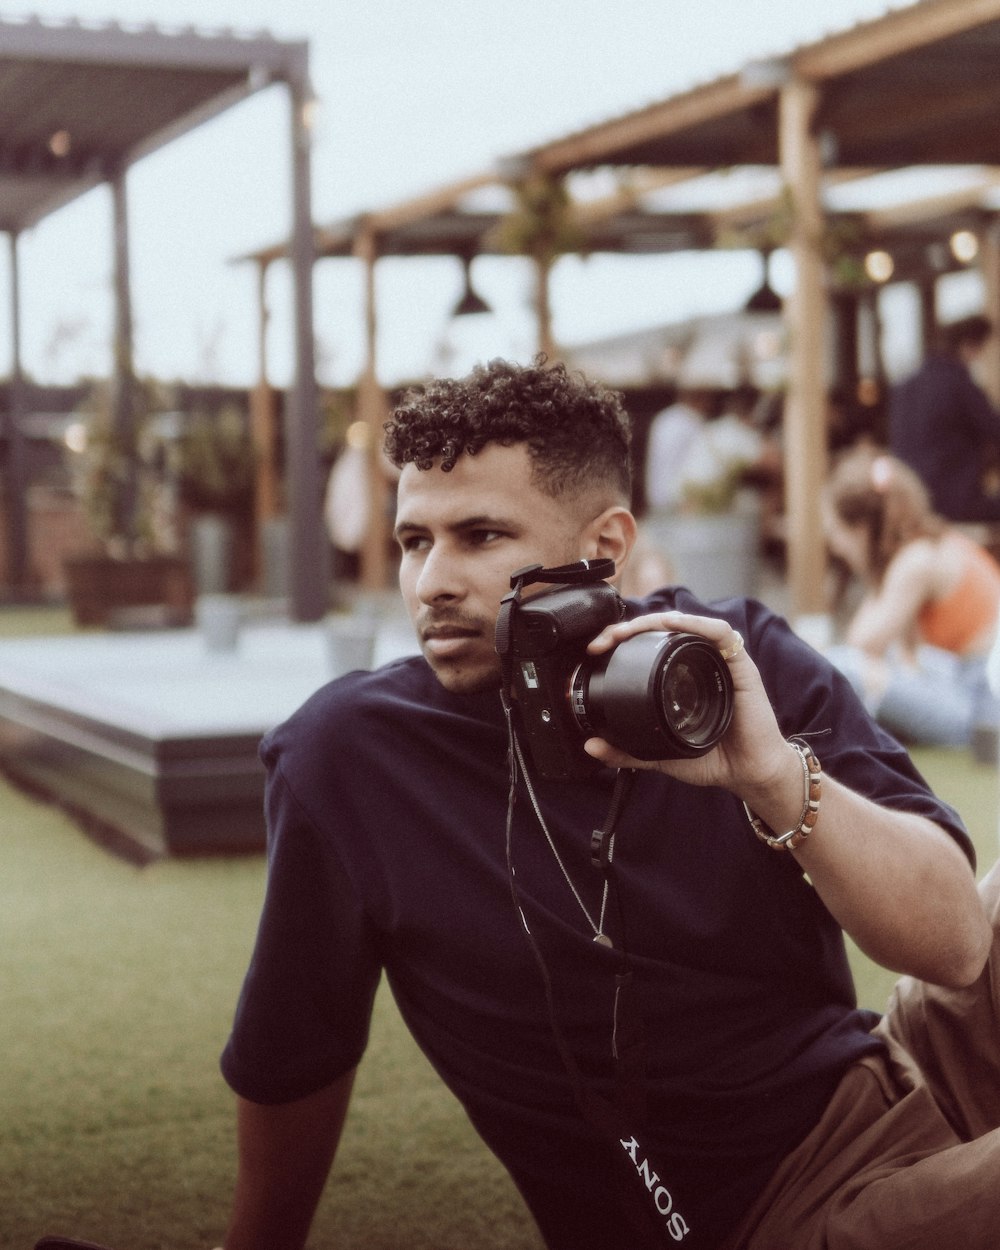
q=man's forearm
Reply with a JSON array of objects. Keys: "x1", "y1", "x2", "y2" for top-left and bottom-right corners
[
  {"x1": 223, "y1": 1069, "x2": 357, "y2": 1250},
  {"x1": 751, "y1": 762, "x2": 992, "y2": 987}
]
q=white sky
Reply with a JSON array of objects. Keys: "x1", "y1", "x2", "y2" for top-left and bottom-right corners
[{"x1": 1, "y1": 0, "x2": 924, "y2": 388}]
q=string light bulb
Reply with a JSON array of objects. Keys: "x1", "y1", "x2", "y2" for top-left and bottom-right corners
[
  {"x1": 949, "y1": 230, "x2": 979, "y2": 264},
  {"x1": 864, "y1": 250, "x2": 894, "y2": 283}
]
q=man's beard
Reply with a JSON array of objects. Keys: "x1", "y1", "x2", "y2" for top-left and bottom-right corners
[{"x1": 417, "y1": 608, "x2": 501, "y2": 693}]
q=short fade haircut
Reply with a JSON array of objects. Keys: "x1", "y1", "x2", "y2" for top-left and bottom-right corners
[{"x1": 383, "y1": 357, "x2": 632, "y2": 502}]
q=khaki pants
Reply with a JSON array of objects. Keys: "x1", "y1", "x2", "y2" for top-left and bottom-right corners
[{"x1": 724, "y1": 860, "x2": 1000, "y2": 1249}]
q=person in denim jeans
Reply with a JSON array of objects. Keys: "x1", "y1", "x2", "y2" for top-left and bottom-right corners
[{"x1": 823, "y1": 444, "x2": 1000, "y2": 748}]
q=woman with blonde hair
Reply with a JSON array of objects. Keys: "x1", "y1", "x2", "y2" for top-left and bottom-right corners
[{"x1": 823, "y1": 443, "x2": 1000, "y2": 747}]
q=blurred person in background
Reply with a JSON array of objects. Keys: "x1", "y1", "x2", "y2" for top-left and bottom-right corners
[
  {"x1": 823, "y1": 444, "x2": 1000, "y2": 750},
  {"x1": 889, "y1": 314, "x2": 1000, "y2": 522},
  {"x1": 643, "y1": 385, "x2": 716, "y2": 513}
]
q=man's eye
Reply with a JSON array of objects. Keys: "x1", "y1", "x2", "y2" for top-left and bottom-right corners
[
  {"x1": 400, "y1": 534, "x2": 430, "y2": 552},
  {"x1": 470, "y1": 529, "x2": 504, "y2": 545}
]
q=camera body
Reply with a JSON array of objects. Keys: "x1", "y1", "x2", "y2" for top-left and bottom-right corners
[{"x1": 505, "y1": 578, "x2": 734, "y2": 781}]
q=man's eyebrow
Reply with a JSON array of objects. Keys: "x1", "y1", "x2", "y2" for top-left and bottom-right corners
[
  {"x1": 393, "y1": 517, "x2": 425, "y2": 540},
  {"x1": 393, "y1": 513, "x2": 517, "y2": 540},
  {"x1": 453, "y1": 513, "x2": 518, "y2": 531}
]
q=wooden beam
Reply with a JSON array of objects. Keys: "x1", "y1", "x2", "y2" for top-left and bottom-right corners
[
  {"x1": 779, "y1": 77, "x2": 829, "y2": 620},
  {"x1": 569, "y1": 167, "x2": 708, "y2": 225},
  {"x1": 825, "y1": 80, "x2": 1000, "y2": 164},
  {"x1": 527, "y1": 75, "x2": 776, "y2": 175},
  {"x1": 861, "y1": 173, "x2": 1000, "y2": 232},
  {"x1": 792, "y1": 0, "x2": 1000, "y2": 82},
  {"x1": 706, "y1": 166, "x2": 881, "y2": 236},
  {"x1": 367, "y1": 171, "x2": 499, "y2": 235}
]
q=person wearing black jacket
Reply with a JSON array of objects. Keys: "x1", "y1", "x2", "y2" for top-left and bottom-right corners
[{"x1": 889, "y1": 314, "x2": 1000, "y2": 522}]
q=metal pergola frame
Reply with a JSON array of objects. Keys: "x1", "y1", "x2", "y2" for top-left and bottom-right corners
[{"x1": 0, "y1": 16, "x2": 324, "y2": 619}]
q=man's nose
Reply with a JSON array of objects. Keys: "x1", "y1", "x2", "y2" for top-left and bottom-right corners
[{"x1": 415, "y1": 545, "x2": 463, "y2": 604}]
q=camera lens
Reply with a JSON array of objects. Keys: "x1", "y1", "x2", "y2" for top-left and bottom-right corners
[
  {"x1": 658, "y1": 644, "x2": 727, "y2": 745},
  {"x1": 571, "y1": 630, "x2": 734, "y2": 760}
]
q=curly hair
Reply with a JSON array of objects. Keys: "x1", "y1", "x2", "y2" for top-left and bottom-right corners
[
  {"x1": 825, "y1": 444, "x2": 944, "y2": 586},
  {"x1": 383, "y1": 357, "x2": 632, "y2": 501}
]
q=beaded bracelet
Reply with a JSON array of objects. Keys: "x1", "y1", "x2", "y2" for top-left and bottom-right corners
[{"x1": 743, "y1": 737, "x2": 822, "y2": 851}]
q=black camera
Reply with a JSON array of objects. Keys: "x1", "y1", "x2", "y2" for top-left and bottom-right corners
[{"x1": 497, "y1": 563, "x2": 735, "y2": 781}]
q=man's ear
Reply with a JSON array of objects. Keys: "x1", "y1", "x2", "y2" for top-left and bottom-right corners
[{"x1": 581, "y1": 506, "x2": 637, "y2": 572}]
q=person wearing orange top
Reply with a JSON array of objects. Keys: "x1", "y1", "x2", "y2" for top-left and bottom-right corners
[{"x1": 823, "y1": 444, "x2": 1000, "y2": 747}]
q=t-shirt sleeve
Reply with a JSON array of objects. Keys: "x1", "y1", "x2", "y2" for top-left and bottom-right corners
[{"x1": 220, "y1": 753, "x2": 383, "y2": 1105}]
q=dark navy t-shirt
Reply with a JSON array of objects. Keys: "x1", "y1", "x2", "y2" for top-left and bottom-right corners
[{"x1": 222, "y1": 589, "x2": 973, "y2": 1249}]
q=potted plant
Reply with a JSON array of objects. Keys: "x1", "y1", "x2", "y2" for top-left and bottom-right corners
[{"x1": 63, "y1": 378, "x2": 194, "y2": 627}]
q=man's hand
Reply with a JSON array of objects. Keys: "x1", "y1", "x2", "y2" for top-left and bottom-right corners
[
  {"x1": 584, "y1": 608, "x2": 991, "y2": 987},
  {"x1": 582, "y1": 608, "x2": 790, "y2": 800}
]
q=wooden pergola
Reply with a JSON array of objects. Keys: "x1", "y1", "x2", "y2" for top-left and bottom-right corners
[
  {"x1": 511, "y1": 0, "x2": 1000, "y2": 617},
  {"x1": 243, "y1": 0, "x2": 1000, "y2": 617}
]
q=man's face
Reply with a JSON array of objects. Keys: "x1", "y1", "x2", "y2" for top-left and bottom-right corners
[{"x1": 394, "y1": 443, "x2": 591, "y2": 693}]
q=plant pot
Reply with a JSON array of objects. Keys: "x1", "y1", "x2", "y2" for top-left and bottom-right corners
[{"x1": 63, "y1": 553, "x2": 195, "y2": 628}]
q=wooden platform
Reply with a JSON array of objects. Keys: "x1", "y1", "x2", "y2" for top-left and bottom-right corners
[{"x1": 0, "y1": 616, "x2": 416, "y2": 860}]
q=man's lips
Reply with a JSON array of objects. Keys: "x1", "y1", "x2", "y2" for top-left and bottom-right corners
[{"x1": 420, "y1": 620, "x2": 484, "y2": 654}]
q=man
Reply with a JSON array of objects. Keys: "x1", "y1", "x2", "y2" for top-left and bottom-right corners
[
  {"x1": 219, "y1": 358, "x2": 994, "y2": 1250},
  {"x1": 643, "y1": 385, "x2": 715, "y2": 513},
  {"x1": 889, "y1": 313, "x2": 1000, "y2": 521}
]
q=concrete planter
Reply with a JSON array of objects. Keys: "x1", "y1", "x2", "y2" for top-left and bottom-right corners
[{"x1": 64, "y1": 553, "x2": 195, "y2": 627}]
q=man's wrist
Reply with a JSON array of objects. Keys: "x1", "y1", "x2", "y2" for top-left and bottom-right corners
[{"x1": 740, "y1": 739, "x2": 822, "y2": 851}]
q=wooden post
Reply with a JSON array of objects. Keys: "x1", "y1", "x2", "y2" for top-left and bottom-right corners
[
  {"x1": 4, "y1": 231, "x2": 29, "y2": 593},
  {"x1": 779, "y1": 77, "x2": 829, "y2": 619},
  {"x1": 249, "y1": 259, "x2": 283, "y2": 591},
  {"x1": 979, "y1": 224, "x2": 1000, "y2": 406},
  {"x1": 110, "y1": 166, "x2": 140, "y2": 555},
  {"x1": 284, "y1": 62, "x2": 326, "y2": 622},
  {"x1": 534, "y1": 255, "x2": 557, "y2": 360},
  {"x1": 355, "y1": 227, "x2": 392, "y2": 591}
]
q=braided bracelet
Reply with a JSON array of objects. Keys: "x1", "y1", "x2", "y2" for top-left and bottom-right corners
[{"x1": 743, "y1": 737, "x2": 822, "y2": 851}]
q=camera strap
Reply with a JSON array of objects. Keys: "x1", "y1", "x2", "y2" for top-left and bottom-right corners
[
  {"x1": 494, "y1": 559, "x2": 694, "y2": 1242},
  {"x1": 509, "y1": 558, "x2": 618, "y2": 590},
  {"x1": 500, "y1": 717, "x2": 693, "y2": 1244}
]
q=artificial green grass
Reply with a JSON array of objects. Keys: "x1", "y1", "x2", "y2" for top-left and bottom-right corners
[
  {"x1": 0, "y1": 779, "x2": 542, "y2": 1250},
  {"x1": 844, "y1": 746, "x2": 999, "y2": 1012},
  {"x1": 3, "y1": 751, "x2": 994, "y2": 1249},
  {"x1": 0, "y1": 604, "x2": 78, "y2": 639}
]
